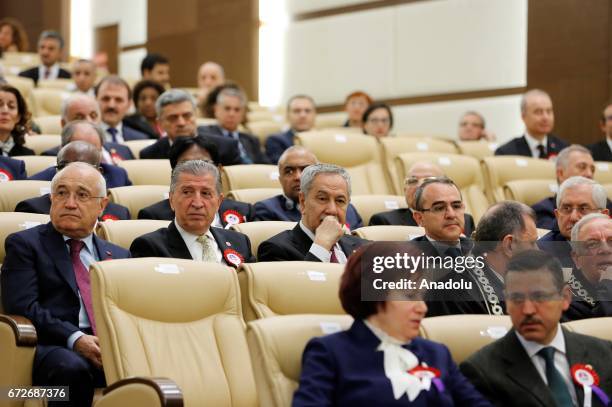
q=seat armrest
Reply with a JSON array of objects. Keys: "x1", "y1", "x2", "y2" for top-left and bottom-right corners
[
  {"x1": 0, "y1": 315, "x2": 37, "y2": 392},
  {"x1": 95, "y1": 377, "x2": 183, "y2": 407},
  {"x1": 0, "y1": 315, "x2": 37, "y2": 346}
]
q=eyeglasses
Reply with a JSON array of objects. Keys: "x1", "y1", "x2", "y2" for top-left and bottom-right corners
[
  {"x1": 52, "y1": 189, "x2": 105, "y2": 203},
  {"x1": 367, "y1": 118, "x2": 390, "y2": 125},
  {"x1": 505, "y1": 290, "x2": 562, "y2": 304},
  {"x1": 557, "y1": 205, "x2": 600, "y2": 216},
  {"x1": 419, "y1": 202, "x2": 465, "y2": 214}
]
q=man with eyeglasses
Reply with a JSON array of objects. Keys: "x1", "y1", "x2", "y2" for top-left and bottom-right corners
[
  {"x1": 588, "y1": 102, "x2": 612, "y2": 161},
  {"x1": 460, "y1": 249, "x2": 612, "y2": 407},
  {"x1": 1, "y1": 162, "x2": 130, "y2": 406},
  {"x1": 369, "y1": 161, "x2": 475, "y2": 236}
]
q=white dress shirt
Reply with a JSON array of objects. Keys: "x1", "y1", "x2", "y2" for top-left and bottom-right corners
[
  {"x1": 174, "y1": 220, "x2": 225, "y2": 264},
  {"x1": 606, "y1": 138, "x2": 612, "y2": 154},
  {"x1": 101, "y1": 122, "x2": 126, "y2": 144},
  {"x1": 299, "y1": 221, "x2": 347, "y2": 263},
  {"x1": 524, "y1": 132, "x2": 549, "y2": 159},
  {"x1": 38, "y1": 63, "x2": 61, "y2": 81}
]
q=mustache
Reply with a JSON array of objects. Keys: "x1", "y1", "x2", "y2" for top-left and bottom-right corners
[
  {"x1": 104, "y1": 108, "x2": 118, "y2": 114},
  {"x1": 520, "y1": 315, "x2": 543, "y2": 326}
]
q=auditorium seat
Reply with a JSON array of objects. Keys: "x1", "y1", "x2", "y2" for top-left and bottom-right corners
[
  {"x1": 455, "y1": 140, "x2": 497, "y2": 160},
  {"x1": 0, "y1": 314, "x2": 37, "y2": 406},
  {"x1": 419, "y1": 314, "x2": 512, "y2": 364},
  {"x1": 0, "y1": 212, "x2": 50, "y2": 263},
  {"x1": 117, "y1": 159, "x2": 171, "y2": 185},
  {"x1": 247, "y1": 314, "x2": 353, "y2": 407},
  {"x1": 229, "y1": 221, "x2": 295, "y2": 257},
  {"x1": 91, "y1": 257, "x2": 257, "y2": 406},
  {"x1": 352, "y1": 225, "x2": 424, "y2": 241},
  {"x1": 237, "y1": 262, "x2": 345, "y2": 322},
  {"x1": 247, "y1": 120, "x2": 284, "y2": 145},
  {"x1": 563, "y1": 317, "x2": 612, "y2": 341},
  {"x1": 482, "y1": 156, "x2": 555, "y2": 203},
  {"x1": 0, "y1": 180, "x2": 51, "y2": 212},
  {"x1": 123, "y1": 139, "x2": 156, "y2": 158},
  {"x1": 537, "y1": 228, "x2": 551, "y2": 238},
  {"x1": 33, "y1": 115, "x2": 62, "y2": 135},
  {"x1": 96, "y1": 219, "x2": 170, "y2": 249},
  {"x1": 31, "y1": 88, "x2": 68, "y2": 117},
  {"x1": 196, "y1": 117, "x2": 217, "y2": 126},
  {"x1": 226, "y1": 188, "x2": 281, "y2": 204},
  {"x1": 221, "y1": 164, "x2": 279, "y2": 195},
  {"x1": 314, "y1": 113, "x2": 346, "y2": 129},
  {"x1": 108, "y1": 185, "x2": 169, "y2": 219},
  {"x1": 594, "y1": 162, "x2": 612, "y2": 185},
  {"x1": 24, "y1": 134, "x2": 61, "y2": 155},
  {"x1": 4, "y1": 75, "x2": 35, "y2": 100},
  {"x1": 248, "y1": 110, "x2": 278, "y2": 122},
  {"x1": 37, "y1": 78, "x2": 73, "y2": 91},
  {"x1": 12, "y1": 156, "x2": 57, "y2": 177},
  {"x1": 503, "y1": 179, "x2": 558, "y2": 206},
  {"x1": 349, "y1": 194, "x2": 407, "y2": 225}
]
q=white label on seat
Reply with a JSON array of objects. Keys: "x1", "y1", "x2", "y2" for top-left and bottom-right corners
[
  {"x1": 307, "y1": 270, "x2": 327, "y2": 281},
  {"x1": 154, "y1": 263, "x2": 181, "y2": 274},
  {"x1": 562, "y1": 267, "x2": 573, "y2": 282},
  {"x1": 416, "y1": 142, "x2": 429, "y2": 151},
  {"x1": 488, "y1": 143, "x2": 498, "y2": 151},
  {"x1": 481, "y1": 326, "x2": 508, "y2": 339},
  {"x1": 597, "y1": 163, "x2": 610, "y2": 171},
  {"x1": 269, "y1": 171, "x2": 280, "y2": 180},
  {"x1": 163, "y1": 192, "x2": 169, "y2": 199},
  {"x1": 515, "y1": 158, "x2": 528, "y2": 167},
  {"x1": 384, "y1": 200, "x2": 399, "y2": 209},
  {"x1": 548, "y1": 183, "x2": 558, "y2": 193},
  {"x1": 320, "y1": 322, "x2": 342, "y2": 334},
  {"x1": 39, "y1": 187, "x2": 50, "y2": 195},
  {"x1": 334, "y1": 134, "x2": 347, "y2": 143},
  {"x1": 20, "y1": 221, "x2": 42, "y2": 230},
  {"x1": 437, "y1": 157, "x2": 451, "y2": 166}
]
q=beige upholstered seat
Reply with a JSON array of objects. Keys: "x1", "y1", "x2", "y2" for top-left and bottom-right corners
[
  {"x1": 350, "y1": 194, "x2": 407, "y2": 226},
  {"x1": 248, "y1": 110, "x2": 280, "y2": 123},
  {"x1": 37, "y1": 78, "x2": 73, "y2": 90},
  {"x1": 96, "y1": 219, "x2": 170, "y2": 250},
  {"x1": 91, "y1": 257, "x2": 258, "y2": 406},
  {"x1": 196, "y1": 117, "x2": 217, "y2": 126},
  {"x1": 12, "y1": 156, "x2": 56, "y2": 177},
  {"x1": 395, "y1": 152, "x2": 489, "y2": 222},
  {"x1": 34, "y1": 115, "x2": 63, "y2": 135},
  {"x1": 4, "y1": 75, "x2": 35, "y2": 100},
  {"x1": 24, "y1": 134, "x2": 61, "y2": 155},
  {"x1": 455, "y1": 140, "x2": 498, "y2": 160},
  {"x1": 563, "y1": 317, "x2": 612, "y2": 341},
  {"x1": 31, "y1": 88, "x2": 68, "y2": 117},
  {"x1": 107, "y1": 185, "x2": 169, "y2": 219},
  {"x1": 419, "y1": 315, "x2": 512, "y2": 363},
  {"x1": 247, "y1": 314, "x2": 353, "y2": 407},
  {"x1": 247, "y1": 120, "x2": 284, "y2": 145},
  {"x1": 352, "y1": 225, "x2": 424, "y2": 241},
  {"x1": 226, "y1": 188, "x2": 281, "y2": 204},
  {"x1": 314, "y1": 113, "x2": 346, "y2": 129},
  {"x1": 123, "y1": 139, "x2": 156, "y2": 158},
  {"x1": 482, "y1": 156, "x2": 555, "y2": 203},
  {"x1": 230, "y1": 221, "x2": 296, "y2": 257},
  {"x1": 296, "y1": 131, "x2": 393, "y2": 194},
  {"x1": 594, "y1": 162, "x2": 612, "y2": 185},
  {"x1": 0, "y1": 180, "x2": 51, "y2": 212},
  {"x1": 238, "y1": 262, "x2": 345, "y2": 322},
  {"x1": 221, "y1": 164, "x2": 280, "y2": 195},
  {"x1": 0, "y1": 212, "x2": 50, "y2": 263},
  {"x1": 537, "y1": 228, "x2": 551, "y2": 238},
  {"x1": 117, "y1": 159, "x2": 171, "y2": 185},
  {"x1": 503, "y1": 179, "x2": 558, "y2": 206}
]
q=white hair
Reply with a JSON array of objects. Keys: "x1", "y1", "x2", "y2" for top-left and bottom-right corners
[
  {"x1": 556, "y1": 176, "x2": 607, "y2": 209},
  {"x1": 571, "y1": 213, "x2": 611, "y2": 242},
  {"x1": 50, "y1": 161, "x2": 106, "y2": 197}
]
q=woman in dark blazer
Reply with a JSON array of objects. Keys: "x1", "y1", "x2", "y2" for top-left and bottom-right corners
[
  {"x1": 293, "y1": 242, "x2": 492, "y2": 407},
  {"x1": 0, "y1": 84, "x2": 34, "y2": 157},
  {"x1": 123, "y1": 80, "x2": 165, "y2": 139}
]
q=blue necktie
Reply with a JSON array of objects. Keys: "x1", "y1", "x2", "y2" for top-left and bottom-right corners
[
  {"x1": 225, "y1": 130, "x2": 252, "y2": 164},
  {"x1": 538, "y1": 347, "x2": 573, "y2": 407},
  {"x1": 107, "y1": 127, "x2": 118, "y2": 143}
]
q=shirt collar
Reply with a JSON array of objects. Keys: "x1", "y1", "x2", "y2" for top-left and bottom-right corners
[
  {"x1": 524, "y1": 132, "x2": 548, "y2": 152},
  {"x1": 515, "y1": 323, "x2": 566, "y2": 358},
  {"x1": 174, "y1": 218, "x2": 213, "y2": 245},
  {"x1": 0, "y1": 137, "x2": 15, "y2": 155},
  {"x1": 364, "y1": 319, "x2": 411, "y2": 346},
  {"x1": 425, "y1": 234, "x2": 460, "y2": 250},
  {"x1": 62, "y1": 233, "x2": 95, "y2": 254},
  {"x1": 101, "y1": 121, "x2": 123, "y2": 133},
  {"x1": 39, "y1": 63, "x2": 60, "y2": 77},
  {"x1": 607, "y1": 138, "x2": 612, "y2": 154}
]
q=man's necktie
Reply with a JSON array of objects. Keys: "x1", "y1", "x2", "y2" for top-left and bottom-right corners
[
  {"x1": 537, "y1": 144, "x2": 547, "y2": 159},
  {"x1": 537, "y1": 347, "x2": 573, "y2": 407},
  {"x1": 68, "y1": 239, "x2": 96, "y2": 335},
  {"x1": 330, "y1": 249, "x2": 339, "y2": 263},
  {"x1": 445, "y1": 247, "x2": 462, "y2": 258},
  {"x1": 107, "y1": 127, "x2": 118, "y2": 143},
  {"x1": 43, "y1": 68, "x2": 51, "y2": 79},
  {"x1": 196, "y1": 234, "x2": 218, "y2": 263}
]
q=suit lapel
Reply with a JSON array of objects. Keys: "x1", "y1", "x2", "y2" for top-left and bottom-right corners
[
  {"x1": 167, "y1": 221, "x2": 193, "y2": 259},
  {"x1": 291, "y1": 224, "x2": 316, "y2": 255},
  {"x1": 338, "y1": 236, "x2": 360, "y2": 258},
  {"x1": 564, "y1": 329, "x2": 588, "y2": 406},
  {"x1": 210, "y1": 227, "x2": 238, "y2": 267},
  {"x1": 40, "y1": 223, "x2": 78, "y2": 296},
  {"x1": 93, "y1": 234, "x2": 114, "y2": 261},
  {"x1": 518, "y1": 136, "x2": 533, "y2": 156}
]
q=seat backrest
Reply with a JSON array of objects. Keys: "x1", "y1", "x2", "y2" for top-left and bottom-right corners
[
  {"x1": 37, "y1": 78, "x2": 73, "y2": 90},
  {"x1": 4, "y1": 75, "x2": 35, "y2": 99},
  {"x1": 482, "y1": 156, "x2": 555, "y2": 202},
  {"x1": 96, "y1": 219, "x2": 170, "y2": 249},
  {"x1": 33, "y1": 115, "x2": 63, "y2": 135},
  {"x1": 455, "y1": 140, "x2": 498, "y2": 160},
  {"x1": 117, "y1": 159, "x2": 171, "y2": 185},
  {"x1": 123, "y1": 139, "x2": 156, "y2": 158},
  {"x1": 419, "y1": 315, "x2": 512, "y2": 364},
  {"x1": 31, "y1": 88, "x2": 68, "y2": 117},
  {"x1": 230, "y1": 221, "x2": 296, "y2": 257},
  {"x1": 247, "y1": 314, "x2": 353, "y2": 407},
  {"x1": 0, "y1": 212, "x2": 50, "y2": 263},
  {"x1": 221, "y1": 164, "x2": 280, "y2": 195},
  {"x1": 594, "y1": 162, "x2": 612, "y2": 185},
  {"x1": 349, "y1": 194, "x2": 407, "y2": 225},
  {"x1": 91, "y1": 258, "x2": 258, "y2": 406},
  {"x1": 563, "y1": 317, "x2": 612, "y2": 341},
  {"x1": 537, "y1": 228, "x2": 551, "y2": 238},
  {"x1": 503, "y1": 179, "x2": 558, "y2": 206},
  {"x1": 238, "y1": 262, "x2": 345, "y2": 322},
  {"x1": 226, "y1": 188, "x2": 282, "y2": 204},
  {"x1": 108, "y1": 185, "x2": 169, "y2": 220},
  {"x1": 247, "y1": 121, "x2": 284, "y2": 145},
  {"x1": 12, "y1": 156, "x2": 57, "y2": 177},
  {"x1": 314, "y1": 113, "x2": 346, "y2": 129},
  {"x1": 24, "y1": 134, "x2": 61, "y2": 155},
  {"x1": 352, "y1": 225, "x2": 424, "y2": 241},
  {"x1": 0, "y1": 180, "x2": 51, "y2": 212}
]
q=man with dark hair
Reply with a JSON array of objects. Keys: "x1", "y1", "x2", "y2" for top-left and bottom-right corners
[
  {"x1": 588, "y1": 102, "x2": 612, "y2": 161},
  {"x1": 461, "y1": 249, "x2": 612, "y2": 407},
  {"x1": 140, "y1": 53, "x2": 170, "y2": 89},
  {"x1": 19, "y1": 31, "x2": 71, "y2": 84}
]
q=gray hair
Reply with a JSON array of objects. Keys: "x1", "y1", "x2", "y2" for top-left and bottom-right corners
[
  {"x1": 60, "y1": 94, "x2": 100, "y2": 122},
  {"x1": 556, "y1": 176, "x2": 607, "y2": 209},
  {"x1": 217, "y1": 87, "x2": 247, "y2": 107},
  {"x1": 50, "y1": 161, "x2": 106, "y2": 197},
  {"x1": 520, "y1": 89, "x2": 551, "y2": 114},
  {"x1": 61, "y1": 120, "x2": 105, "y2": 147},
  {"x1": 156, "y1": 88, "x2": 196, "y2": 118},
  {"x1": 300, "y1": 163, "x2": 351, "y2": 198},
  {"x1": 571, "y1": 213, "x2": 611, "y2": 242},
  {"x1": 460, "y1": 111, "x2": 485, "y2": 128},
  {"x1": 57, "y1": 141, "x2": 101, "y2": 167},
  {"x1": 39, "y1": 30, "x2": 64, "y2": 48},
  {"x1": 556, "y1": 144, "x2": 592, "y2": 170},
  {"x1": 170, "y1": 160, "x2": 221, "y2": 194}
]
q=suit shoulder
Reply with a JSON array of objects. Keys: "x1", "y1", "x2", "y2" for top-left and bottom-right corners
[
  {"x1": 494, "y1": 136, "x2": 523, "y2": 155},
  {"x1": 565, "y1": 330, "x2": 612, "y2": 349},
  {"x1": 98, "y1": 238, "x2": 130, "y2": 257}
]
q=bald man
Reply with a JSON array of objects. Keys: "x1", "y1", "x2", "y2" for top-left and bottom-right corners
[{"x1": 196, "y1": 61, "x2": 225, "y2": 106}]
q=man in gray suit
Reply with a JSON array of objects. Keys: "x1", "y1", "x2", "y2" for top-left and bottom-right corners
[{"x1": 460, "y1": 249, "x2": 612, "y2": 407}]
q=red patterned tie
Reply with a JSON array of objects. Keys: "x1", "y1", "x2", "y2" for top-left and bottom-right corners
[
  {"x1": 330, "y1": 249, "x2": 339, "y2": 263},
  {"x1": 68, "y1": 239, "x2": 96, "y2": 335},
  {"x1": 44, "y1": 68, "x2": 51, "y2": 79}
]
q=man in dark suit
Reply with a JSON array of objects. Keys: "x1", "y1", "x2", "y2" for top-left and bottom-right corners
[
  {"x1": 95, "y1": 75, "x2": 149, "y2": 143},
  {"x1": 369, "y1": 161, "x2": 475, "y2": 235},
  {"x1": 254, "y1": 146, "x2": 363, "y2": 229},
  {"x1": 495, "y1": 89, "x2": 568, "y2": 158},
  {"x1": 588, "y1": 102, "x2": 612, "y2": 161},
  {"x1": 200, "y1": 87, "x2": 269, "y2": 164},
  {"x1": 258, "y1": 163, "x2": 367, "y2": 263},
  {"x1": 460, "y1": 250, "x2": 612, "y2": 407},
  {"x1": 139, "y1": 88, "x2": 241, "y2": 165},
  {"x1": 19, "y1": 31, "x2": 71, "y2": 85},
  {"x1": 0, "y1": 155, "x2": 26, "y2": 181},
  {"x1": 131, "y1": 160, "x2": 254, "y2": 267},
  {"x1": 1, "y1": 162, "x2": 130, "y2": 407},
  {"x1": 265, "y1": 94, "x2": 316, "y2": 164}
]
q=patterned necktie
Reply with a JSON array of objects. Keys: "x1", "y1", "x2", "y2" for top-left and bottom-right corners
[
  {"x1": 537, "y1": 347, "x2": 573, "y2": 407},
  {"x1": 537, "y1": 144, "x2": 547, "y2": 159},
  {"x1": 107, "y1": 127, "x2": 118, "y2": 143},
  {"x1": 330, "y1": 249, "x2": 339, "y2": 263},
  {"x1": 68, "y1": 239, "x2": 97, "y2": 335},
  {"x1": 445, "y1": 247, "x2": 462, "y2": 258},
  {"x1": 44, "y1": 68, "x2": 51, "y2": 79},
  {"x1": 196, "y1": 234, "x2": 218, "y2": 262}
]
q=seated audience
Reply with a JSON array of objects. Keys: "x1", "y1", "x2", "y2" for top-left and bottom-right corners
[
  {"x1": 138, "y1": 135, "x2": 255, "y2": 225},
  {"x1": 139, "y1": 88, "x2": 241, "y2": 165},
  {"x1": 460, "y1": 250, "x2": 612, "y2": 407},
  {"x1": 458, "y1": 111, "x2": 495, "y2": 141},
  {"x1": 196, "y1": 61, "x2": 225, "y2": 108},
  {"x1": 17, "y1": 141, "x2": 130, "y2": 220},
  {"x1": 293, "y1": 242, "x2": 492, "y2": 406},
  {"x1": 588, "y1": 101, "x2": 612, "y2": 161},
  {"x1": 343, "y1": 90, "x2": 372, "y2": 128},
  {"x1": 130, "y1": 160, "x2": 254, "y2": 267},
  {"x1": 70, "y1": 59, "x2": 97, "y2": 96},
  {"x1": 123, "y1": 80, "x2": 165, "y2": 139},
  {"x1": 1, "y1": 162, "x2": 130, "y2": 407},
  {"x1": 0, "y1": 18, "x2": 28, "y2": 53},
  {"x1": 258, "y1": 163, "x2": 366, "y2": 263},
  {"x1": 0, "y1": 84, "x2": 34, "y2": 156},
  {"x1": 369, "y1": 161, "x2": 475, "y2": 235},
  {"x1": 254, "y1": 146, "x2": 363, "y2": 229},
  {"x1": 19, "y1": 31, "x2": 71, "y2": 84},
  {"x1": 265, "y1": 94, "x2": 316, "y2": 164},
  {"x1": 495, "y1": 89, "x2": 568, "y2": 158},
  {"x1": 30, "y1": 120, "x2": 132, "y2": 188},
  {"x1": 0, "y1": 155, "x2": 26, "y2": 180},
  {"x1": 362, "y1": 102, "x2": 393, "y2": 139},
  {"x1": 140, "y1": 53, "x2": 170, "y2": 89}
]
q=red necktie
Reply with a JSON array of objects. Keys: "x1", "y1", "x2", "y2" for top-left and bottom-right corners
[
  {"x1": 68, "y1": 239, "x2": 96, "y2": 335},
  {"x1": 44, "y1": 68, "x2": 51, "y2": 79},
  {"x1": 330, "y1": 249, "x2": 339, "y2": 263}
]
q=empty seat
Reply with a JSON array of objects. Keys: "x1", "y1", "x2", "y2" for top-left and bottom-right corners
[
  {"x1": 221, "y1": 164, "x2": 280, "y2": 195},
  {"x1": 229, "y1": 221, "x2": 296, "y2": 257},
  {"x1": 349, "y1": 194, "x2": 407, "y2": 225},
  {"x1": 226, "y1": 188, "x2": 282, "y2": 204},
  {"x1": 108, "y1": 185, "x2": 169, "y2": 219},
  {"x1": 594, "y1": 162, "x2": 612, "y2": 185},
  {"x1": 563, "y1": 317, "x2": 612, "y2": 341},
  {"x1": 248, "y1": 110, "x2": 279, "y2": 123},
  {"x1": 123, "y1": 139, "x2": 156, "y2": 158},
  {"x1": 24, "y1": 134, "x2": 61, "y2": 155},
  {"x1": 238, "y1": 261, "x2": 345, "y2": 321},
  {"x1": 314, "y1": 113, "x2": 346, "y2": 129},
  {"x1": 0, "y1": 180, "x2": 51, "y2": 212},
  {"x1": 456, "y1": 140, "x2": 498, "y2": 160},
  {"x1": 352, "y1": 225, "x2": 424, "y2": 241},
  {"x1": 33, "y1": 115, "x2": 62, "y2": 135},
  {"x1": 482, "y1": 156, "x2": 555, "y2": 203},
  {"x1": 117, "y1": 159, "x2": 171, "y2": 185},
  {"x1": 0, "y1": 212, "x2": 50, "y2": 263},
  {"x1": 31, "y1": 88, "x2": 69, "y2": 117},
  {"x1": 96, "y1": 219, "x2": 170, "y2": 250},
  {"x1": 12, "y1": 156, "x2": 57, "y2": 177},
  {"x1": 503, "y1": 179, "x2": 558, "y2": 206},
  {"x1": 247, "y1": 120, "x2": 284, "y2": 145}
]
